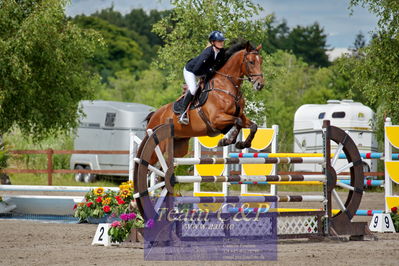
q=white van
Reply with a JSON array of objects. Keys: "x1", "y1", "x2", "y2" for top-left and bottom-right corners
[
  {"x1": 293, "y1": 100, "x2": 377, "y2": 172},
  {"x1": 70, "y1": 100, "x2": 153, "y2": 182}
]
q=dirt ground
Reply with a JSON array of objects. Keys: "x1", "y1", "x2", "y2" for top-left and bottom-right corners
[{"x1": 1, "y1": 192, "x2": 399, "y2": 266}]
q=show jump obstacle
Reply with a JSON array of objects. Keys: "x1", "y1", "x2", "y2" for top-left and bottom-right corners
[
  {"x1": 385, "y1": 118, "x2": 399, "y2": 212},
  {"x1": 133, "y1": 120, "x2": 371, "y2": 239}
]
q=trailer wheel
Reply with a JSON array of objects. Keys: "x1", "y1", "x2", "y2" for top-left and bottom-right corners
[
  {"x1": 84, "y1": 165, "x2": 96, "y2": 183},
  {"x1": 74, "y1": 165, "x2": 85, "y2": 182}
]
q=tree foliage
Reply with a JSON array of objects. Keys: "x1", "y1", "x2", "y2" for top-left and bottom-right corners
[
  {"x1": 0, "y1": 0, "x2": 103, "y2": 140},
  {"x1": 72, "y1": 15, "x2": 149, "y2": 82},
  {"x1": 343, "y1": 0, "x2": 399, "y2": 138},
  {"x1": 92, "y1": 6, "x2": 170, "y2": 48},
  {"x1": 153, "y1": 0, "x2": 270, "y2": 83}
]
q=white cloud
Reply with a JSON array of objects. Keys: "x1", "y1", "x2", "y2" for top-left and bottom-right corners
[{"x1": 326, "y1": 48, "x2": 351, "y2": 61}]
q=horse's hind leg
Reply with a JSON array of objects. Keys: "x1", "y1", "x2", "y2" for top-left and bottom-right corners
[
  {"x1": 174, "y1": 138, "x2": 190, "y2": 158},
  {"x1": 235, "y1": 115, "x2": 258, "y2": 149}
]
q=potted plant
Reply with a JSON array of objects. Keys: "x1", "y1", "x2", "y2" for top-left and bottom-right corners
[
  {"x1": 74, "y1": 181, "x2": 135, "y2": 223},
  {"x1": 390, "y1": 206, "x2": 399, "y2": 232}
]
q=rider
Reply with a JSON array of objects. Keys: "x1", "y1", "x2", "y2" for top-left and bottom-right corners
[{"x1": 178, "y1": 30, "x2": 226, "y2": 125}]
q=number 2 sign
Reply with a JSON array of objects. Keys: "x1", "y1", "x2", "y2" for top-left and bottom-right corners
[{"x1": 92, "y1": 223, "x2": 119, "y2": 246}]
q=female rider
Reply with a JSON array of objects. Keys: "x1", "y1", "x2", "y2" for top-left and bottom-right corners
[{"x1": 179, "y1": 30, "x2": 226, "y2": 125}]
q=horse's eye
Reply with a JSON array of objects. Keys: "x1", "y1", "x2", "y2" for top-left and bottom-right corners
[{"x1": 249, "y1": 61, "x2": 255, "y2": 65}]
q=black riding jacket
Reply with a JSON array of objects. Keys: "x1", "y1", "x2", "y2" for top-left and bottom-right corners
[{"x1": 185, "y1": 46, "x2": 225, "y2": 77}]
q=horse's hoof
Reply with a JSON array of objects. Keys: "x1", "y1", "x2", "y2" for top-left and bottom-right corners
[
  {"x1": 218, "y1": 139, "x2": 226, "y2": 147},
  {"x1": 235, "y1": 141, "x2": 245, "y2": 149}
]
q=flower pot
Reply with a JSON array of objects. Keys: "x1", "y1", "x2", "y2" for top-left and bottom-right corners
[{"x1": 86, "y1": 216, "x2": 108, "y2": 224}]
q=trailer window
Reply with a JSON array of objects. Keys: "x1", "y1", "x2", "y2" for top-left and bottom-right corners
[
  {"x1": 318, "y1": 112, "x2": 325, "y2": 119},
  {"x1": 105, "y1": 112, "x2": 116, "y2": 127},
  {"x1": 332, "y1": 112, "x2": 345, "y2": 118}
]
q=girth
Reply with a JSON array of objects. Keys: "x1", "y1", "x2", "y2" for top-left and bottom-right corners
[{"x1": 197, "y1": 85, "x2": 241, "y2": 137}]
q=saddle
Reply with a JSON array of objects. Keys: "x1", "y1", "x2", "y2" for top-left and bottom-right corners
[{"x1": 172, "y1": 80, "x2": 212, "y2": 115}]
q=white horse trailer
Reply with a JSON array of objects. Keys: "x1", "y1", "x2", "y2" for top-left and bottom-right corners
[
  {"x1": 293, "y1": 100, "x2": 377, "y2": 173},
  {"x1": 70, "y1": 100, "x2": 154, "y2": 182}
]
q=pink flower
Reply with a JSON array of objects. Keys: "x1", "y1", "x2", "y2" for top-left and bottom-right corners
[
  {"x1": 111, "y1": 221, "x2": 121, "y2": 227},
  {"x1": 73, "y1": 204, "x2": 77, "y2": 210},
  {"x1": 86, "y1": 202, "x2": 93, "y2": 208},
  {"x1": 391, "y1": 207, "x2": 398, "y2": 214},
  {"x1": 128, "y1": 213, "x2": 136, "y2": 220},
  {"x1": 120, "y1": 213, "x2": 129, "y2": 221},
  {"x1": 95, "y1": 196, "x2": 102, "y2": 203}
]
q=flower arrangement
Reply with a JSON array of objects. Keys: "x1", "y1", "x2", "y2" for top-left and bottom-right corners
[
  {"x1": 74, "y1": 181, "x2": 135, "y2": 221},
  {"x1": 108, "y1": 212, "x2": 154, "y2": 243},
  {"x1": 75, "y1": 181, "x2": 155, "y2": 243},
  {"x1": 390, "y1": 206, "x2": 399, "y2": 232}
]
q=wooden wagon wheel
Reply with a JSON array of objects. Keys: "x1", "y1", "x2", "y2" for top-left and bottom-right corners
[
  {"x1": 134, "y1": 123, "x2": 174, "y2": 220},
  {"x1": 325, "y1": 121, "x2": 366, "y2": 236}
]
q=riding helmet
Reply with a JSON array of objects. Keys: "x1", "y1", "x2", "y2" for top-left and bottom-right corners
[{"x1": 208, "y1": 31, "x2": 226, "y2": 42}]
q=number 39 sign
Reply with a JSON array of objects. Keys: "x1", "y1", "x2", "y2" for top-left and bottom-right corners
[{"x1": 369, "y1": 213, "x2": 395, "y2": 233}]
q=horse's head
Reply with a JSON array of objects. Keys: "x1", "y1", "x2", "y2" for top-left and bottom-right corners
[{"x1": 243, "y1": 42, "x2": 264, "y2": 91}]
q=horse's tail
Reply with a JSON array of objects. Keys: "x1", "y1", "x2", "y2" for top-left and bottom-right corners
[{"x1": 144, "y1": 111, "x2": 155, "y2": 125}]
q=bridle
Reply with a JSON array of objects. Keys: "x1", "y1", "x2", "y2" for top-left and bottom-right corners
[
  {"x1": 243, "y1": 51, "x2": 264, "y2": 83},
  {"x1": 213, "y1": 50, "x2": 263, "y2": 102}
]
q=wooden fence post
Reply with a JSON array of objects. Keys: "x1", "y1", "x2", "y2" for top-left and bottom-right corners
[{"x1": 47, "y1": 148, "x2": 53, "y2": 185}]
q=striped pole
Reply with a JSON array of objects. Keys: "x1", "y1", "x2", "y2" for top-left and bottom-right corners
[
  {"x1": 173, "y1": 195, "x2": 325, "y2": 204},
  {"x1": 229, "y1": 179, "x2": 384, "y2": 187},
  {"x1": 174, "y1": 157, "x2": 325, "y2": 165},
  {"x1": 0, "y1": 185, "x2": 119, "y2": 193},
  {"x1": 229, "y1": 152, "x2": 399, "y2": 160},
  {"x1": 175, "y1": 175, "x2": 327, "y2": 183},
  {"x1": 227, "y1": 207, "x2": 384, "y2": 216}
]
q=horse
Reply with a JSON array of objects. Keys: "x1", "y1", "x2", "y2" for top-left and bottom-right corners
[{"x1": 145, "y1": 41, "x2": 264, "y2": 164}]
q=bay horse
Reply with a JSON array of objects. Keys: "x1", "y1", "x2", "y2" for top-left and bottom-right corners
[{"x1": 145, "y1": 41, "x2": 264, "y2": 163}]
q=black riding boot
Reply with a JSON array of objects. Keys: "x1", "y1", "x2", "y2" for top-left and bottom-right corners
[{"x1": 178, "y1": 91, "x2": 194, "y2": 125}]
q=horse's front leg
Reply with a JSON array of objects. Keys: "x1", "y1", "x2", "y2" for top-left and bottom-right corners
[
  {"x1": 218, "y1": 118, "x2": 244, "y2": 147},
  {"x1": 235, "y1": 114, "x2": 257, "y2": 149},
  {"x1": 211, "y1": 114, "x2": 243, "y2": 147}
]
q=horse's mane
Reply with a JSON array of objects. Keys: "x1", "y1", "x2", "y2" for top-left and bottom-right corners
[
  {"x1": 223, "y1": 39, "x2": 255, "y2": 61},
  {"x1": 213, "y1": 39, "x2": 255, "y2": 70}
]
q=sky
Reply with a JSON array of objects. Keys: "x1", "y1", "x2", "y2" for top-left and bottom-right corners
[{"x1": 66, "y1": 0, "x2": 378, "y2": 50}]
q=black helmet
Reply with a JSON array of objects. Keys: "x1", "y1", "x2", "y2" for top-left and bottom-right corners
[{"x1": 208, "y1": 31, "x2": 225, "y2": 42}]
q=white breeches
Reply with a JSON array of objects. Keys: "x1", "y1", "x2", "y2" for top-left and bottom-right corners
[{"x1": 183, "y1": 67, "x2": 198, "y2": 95}]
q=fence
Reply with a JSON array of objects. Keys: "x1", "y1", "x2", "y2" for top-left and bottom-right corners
[{"x1": 1, "y1": 149, "x2": 129, "y2": 185}]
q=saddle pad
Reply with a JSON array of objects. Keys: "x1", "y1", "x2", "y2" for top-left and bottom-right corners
[{"x1": 173, "y1": 84, "x2": 210, "y2": 114}]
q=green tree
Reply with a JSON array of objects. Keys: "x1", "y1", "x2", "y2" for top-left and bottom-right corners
[
  {"x1": 93, "y1": 7, "x2": 170, "y2": 48},
  {"x1": 346, "y1": 0, "x2": 399, "y2": 138},
  {"x1": 99, "y1": 67, "x2": 172, "y2": 107},
  {"x1": 72, "y1": 15, "x2": 148, "y2": 82},
  {"x1": 286, "y1": 23, "x2": 330, "y2": 67},
  {"x1": 261, "y1": 16, "x2": 291, "y2": 54},
  {"x1": 0, "y1": 0, "x2": 103, "y2": 140}
]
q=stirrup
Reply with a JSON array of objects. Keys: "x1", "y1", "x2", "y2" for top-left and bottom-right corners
[
  {"x1": 178, "y1": 113, "x2": 189, "y2": 125},
  {"x1": 178, "y1": 108, "x2": 189, "y2": 125}
]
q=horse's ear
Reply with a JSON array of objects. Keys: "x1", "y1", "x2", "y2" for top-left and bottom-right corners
[
  {"x1": 245, "y1": 41, "x2": 251, "y2": 52},
  {"x1": 256, "y1": 44, "x2": 262, "y2": 51}
]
